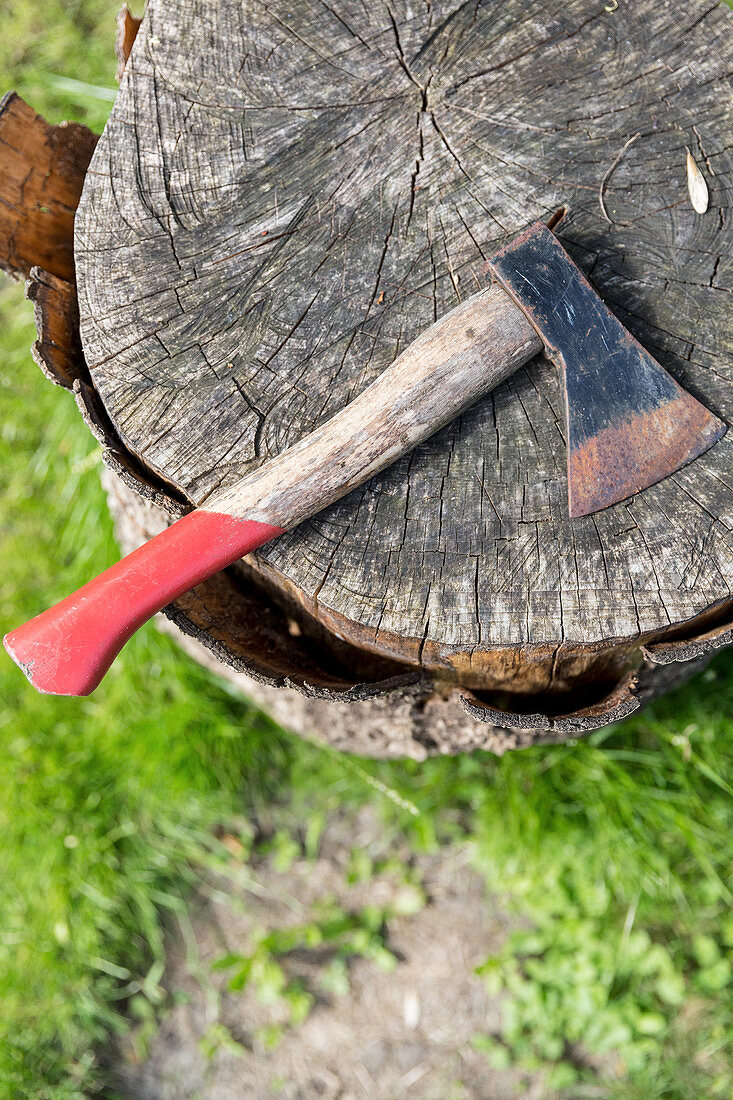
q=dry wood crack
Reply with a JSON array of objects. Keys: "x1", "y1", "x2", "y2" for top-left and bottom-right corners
[{"x1": 5, "y1": 0, "x2": 730, "y2": 741}]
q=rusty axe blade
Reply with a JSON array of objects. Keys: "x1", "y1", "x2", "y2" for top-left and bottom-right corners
[{"x1": 489, "y1": 223, "x2": 726, "y2": 517}]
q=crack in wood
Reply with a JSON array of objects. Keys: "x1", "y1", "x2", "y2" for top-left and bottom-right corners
[{"x1": 74, "y1": 0, "x2": 733, "y2": 679}]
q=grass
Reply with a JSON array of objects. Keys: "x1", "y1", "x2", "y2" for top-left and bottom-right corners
[
  {"x1": 1, "y1": 0, "x2": 120, "y2": 131},
  {"x1": 1, "y1": 2, "x2": 732, "y2": 1096}
]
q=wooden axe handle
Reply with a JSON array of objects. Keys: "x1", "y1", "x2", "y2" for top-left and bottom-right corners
[
  {"x1": 4, "y1": 285, "x2": 540, "y2": 696},
  {"x1": 205, "y1": 284, "x2": 540, "y2": 526}
]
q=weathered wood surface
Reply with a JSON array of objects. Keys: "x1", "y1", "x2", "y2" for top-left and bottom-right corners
[
  {"x1": 206, "y1": 284, "x2": 540, "y2": 526},
  {"x1": 75, "y1": 0, "x2": 733, "y2": 704},
  {"x1": 0, "y1": 83, "x2": 729, "y2": 745}
]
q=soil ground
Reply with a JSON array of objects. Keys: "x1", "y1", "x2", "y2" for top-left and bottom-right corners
[{"x1": 113, "y1": 809, "x2": 544, "y2": 1100}]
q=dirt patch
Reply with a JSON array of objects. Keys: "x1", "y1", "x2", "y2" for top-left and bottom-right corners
[{"x1": 113, "y1": 809, "x2": 545, "y2": 1099}]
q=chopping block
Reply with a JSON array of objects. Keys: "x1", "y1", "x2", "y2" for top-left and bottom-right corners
[{"x1": 2, "y1": 0, "x2": 733, "y2": 755}]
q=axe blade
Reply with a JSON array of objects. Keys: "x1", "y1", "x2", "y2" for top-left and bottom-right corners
[{"x1": 489, "y1": 223, "x2": 726, "y2": 518}]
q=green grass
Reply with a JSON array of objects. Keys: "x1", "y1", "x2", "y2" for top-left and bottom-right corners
[
  {"x1": 1, "y1": 0, "x2": 120, "y2": 131},
  {"x1": 1, "y1": 2, "x2": 732, "y2": 1096}
]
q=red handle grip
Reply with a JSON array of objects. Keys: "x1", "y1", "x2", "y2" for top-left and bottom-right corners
[{"x1": 3, "y1": 510, "x2": 285, "y2": 696}]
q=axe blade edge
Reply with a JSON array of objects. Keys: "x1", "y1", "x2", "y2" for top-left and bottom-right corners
[{"x1": 567, "y1": 391, "x2": 726, "y2": 518}]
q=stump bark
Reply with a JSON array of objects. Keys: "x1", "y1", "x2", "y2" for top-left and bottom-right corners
[{"x1": 3, "y1": 0, "x2": 733, "y2": 754}]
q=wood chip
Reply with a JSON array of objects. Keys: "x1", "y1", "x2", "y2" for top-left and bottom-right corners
[{"x1": 686, "y1": 147, "x2": 709, "y2": 214}]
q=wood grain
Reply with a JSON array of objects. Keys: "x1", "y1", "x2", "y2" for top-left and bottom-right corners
[
  {"x1": 207, "y1": 285, "x2": 540, "y2": 526},
  {"x1": 75, "y1": 0, "x2": 733, "y2": 689}
]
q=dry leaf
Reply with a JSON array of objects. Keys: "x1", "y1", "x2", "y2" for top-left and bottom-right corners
[{"x1": 686, "y1": 147, "x2": 709, "y2": 214}]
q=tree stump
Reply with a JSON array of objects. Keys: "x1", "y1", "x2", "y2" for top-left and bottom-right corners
[{"x1": 4, "y1": 0, "x2": 733, "y2": 755}]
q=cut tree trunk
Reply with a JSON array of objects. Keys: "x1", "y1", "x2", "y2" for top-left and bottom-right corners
[{"x1": 2, "y1": 0, "x2": 733, "y2": 755}]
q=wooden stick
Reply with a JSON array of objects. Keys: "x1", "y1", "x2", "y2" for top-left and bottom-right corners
[{"x1": 206, "y1": 284, "x2": 540, "y2": 526}]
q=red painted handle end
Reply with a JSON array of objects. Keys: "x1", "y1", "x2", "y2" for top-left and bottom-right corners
[
  {"x1": 4, "y1": 615, "x2": 112, "y2": 697},
  {"x1": 4, "y1": 510, "x2": 285, "y2": 696}
]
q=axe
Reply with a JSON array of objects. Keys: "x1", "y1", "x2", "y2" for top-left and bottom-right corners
[{"x1": 4, "y1": 221, "x2": 726, "y2": 696}]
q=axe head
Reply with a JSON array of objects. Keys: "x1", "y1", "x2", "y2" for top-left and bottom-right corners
[{"x1": 488, "y1": 223, "x2": 726, "y2": 518}]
